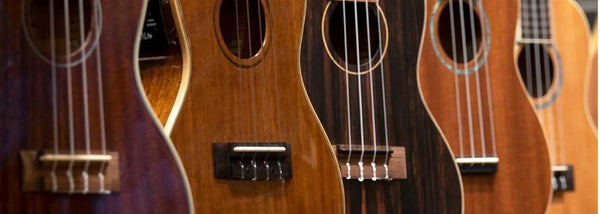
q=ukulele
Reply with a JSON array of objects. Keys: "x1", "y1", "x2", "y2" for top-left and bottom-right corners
[
  {"x1": 300, "y1": 0, "x2": 463, "y2": 213},
  {"x1": 514, "y1": 0, "x2": 598, "y2": 212},
  {"x1": 418, "y1": 0, "x2": 552, "y2": 213},
  {"x1": 167, "y1": 0, "x2": 345, "y2": 213},
  {"x1": 0, "y1": 0, "x2": 192, "y2": 213},
  {"x1": 138, "y1": 0, "x2": 191, "y2": 135}
]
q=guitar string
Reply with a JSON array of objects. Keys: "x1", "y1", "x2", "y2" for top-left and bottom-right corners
[
  {"x1": 63, "y1": 0, "x2": 76, "y2": 193},
  {"x1": 342, "y1": 1, "x2": 354, "y2": 179},
  {"x1": 50, "y1": 0, "x2": 59, "y2": 192},
  {"x1": 234, "y1": 0, "x2": 247, "y2": 178},
  {"x1": 77, "y1": 0, "x2": 92, "y2": 193},
  {"x1": 250, "y1": 0, "x2": 267, "y2": 181},
  {"x1": 256, "y1": 0, "x2": 274, "y2": 181},
  {"x1": 374, "y1": 0, "x2": 391, "y2": 180},
  {"x1": 352, "y1": 0, "x2": 367, "y2": 182},
  {"x1": 523, "y1": 0, "x2": 535, "y2": 123},
  {"x1": 244, "y1": 0, "x2": 259, "y2": 158},
  {"x1": 94, "y1": 0, "x2": 108, "y2": 192},
  {"x1": 448, "y1": 0, "x2": 465, "y2": 157},
  {"x1": 530, "y1": 0, "x2": 555, "y2": 163},
  {"x1": 540, "y1": 0, "x2": 566, "y2": 164},
  {"x1": 363, "y1": 0, "x2": 379, "y2": 181},
  {"x1": 467, "y1": 0, "x2": 487, "y2": 157},
  {"x1": 457, "y1": 0, "x2": 476, "y2": 158},
  {"x1": 476, "y1": 0, "x2": 497, "y2": 156},
  {"x1": 539, "y1": 0, "x2": 558, "y2": 163}
]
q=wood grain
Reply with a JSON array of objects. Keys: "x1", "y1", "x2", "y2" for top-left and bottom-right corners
[
  {"x1": 418, "y1": 0, "x2": 552, "y2": 213},
  {"x1": 168, "y1": 0, "x2": 345, "y2": 213},
  {"x1": 0, "y1": 0, "x2": 192, "y2": 213},
  {"x1": 301, "y1": 1, "x2": 463, "y2": 213},
  {"x1": 141, "y1": 56, "x2": 183, "y2": 125},
  {"x1": 542, "y1": 0, "x2": 598, "y2": 213}
]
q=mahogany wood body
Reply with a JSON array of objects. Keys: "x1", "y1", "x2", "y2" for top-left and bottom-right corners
[
  {"x1": 0, "y1": 0, "x2": 192, "y2": 213},
  {"x1": 300, "y1": 1, "x2": 463, "y2": 213},
  {"x1": 418, "y1": 0, "x2": 552, "y2": 213},
  {"x1": 536, "y1": 0, "x2": 597, "y2": 212},
  {"x1": 168, "y1": 0, "x2": 345, "y2": 213}
]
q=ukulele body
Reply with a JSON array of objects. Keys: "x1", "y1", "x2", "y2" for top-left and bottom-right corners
[
  {"x1": 522, "y1": 0, "x2": 597, "y2": 212},
  {"x1": 168, "y1": 0, "x2": 345, "y2": 213},
  {"x1": 301, "y1": 0, "x2": 463, "y2": 213},
  {"x1": 418, "y1": 0, "x2": 552, "y2": 213},
  {"x1": 0, "y1": 0, "x2": 192, "y2": 213}
]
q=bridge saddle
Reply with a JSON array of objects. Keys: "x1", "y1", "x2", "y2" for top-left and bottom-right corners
[
  {"x1": 334, "y1": 145, "x2": 407, "y2": 181},
  {"x1": 20, "y1": 150, "x2": 119, "y2": 194},
  {"x1": 213, "y1": 142, "x2": 292, "y2": 181}
]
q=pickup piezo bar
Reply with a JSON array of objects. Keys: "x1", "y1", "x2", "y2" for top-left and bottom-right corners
[
  {"x1": 334, "y1": 145, "x2": 407, "y2": 181},
  {"x1": 456, "y1": 157, "x2": 499, "y2": 174},
  {"x1": 213, "y1": 143, "x2": 291, "y2": 181},
  {"x1": 20, "y1": 150, "x2": 119, "y2": 194},
  {"x1": 552, "y1": 165, "x2": 574, "y2": 192}
]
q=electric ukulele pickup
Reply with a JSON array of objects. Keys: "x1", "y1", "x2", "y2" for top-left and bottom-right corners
[
  {"x1": 334, "y1": 145, "x2": 407, "y2": 181},
  {"x1": 552, "y1": 165, "x2": 574, "y2": 192},
  {"x1": 20, "y1": 151, "x2": 119, "y2": 194},
  {"x1": 213, "y1": 143, "x2": 291, "y2": 181}
]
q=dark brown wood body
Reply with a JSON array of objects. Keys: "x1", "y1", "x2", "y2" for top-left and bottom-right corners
[
  {"x1": 418, "y1": 0, "x2": 552, "y2": 213},
  {"x1": 300, "y1": 1, "x2": 463, "y2": 213},
  {"x1": 0, "y1": 0, "x2": 192, "y2": 213},
  {"x1": 168, "y1": 0, "x2": 345, "y2": 213}
]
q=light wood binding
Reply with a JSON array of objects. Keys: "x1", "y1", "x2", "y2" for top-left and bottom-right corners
[
  {"x1": 0, "y1": 0, "x2": 193, "y2": 212},
  {"x1": 585, "y1": 22, "x2": 597, "y2": 128},
  {"x1": 418, "y1": 0, "x2": 552, "y2": 213},
  {"x1": 140, "y1": 0, "x2": 191, "y2": 135},
  {"x1": 530, "y1": 0, "x2": 597, "y2": 213},
  {"x1": 167, "y1": 0, "x2": 345, "y2": 213}
]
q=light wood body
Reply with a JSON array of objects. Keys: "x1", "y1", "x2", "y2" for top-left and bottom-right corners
[
  {"x1": 539, "y1": 0, "x2": 597, "y2": 212},
  {"x1": 168, "y1": 0, "x2": 345, "y2": 213},
  {"x1": 300, "y1": 0, "x2": 463, "y2": 213},
  {"x1": 418, "y1": 0, "x2": 552, "y2": 213},
  {"x1": 0, "y1": 0, "x2": 193, "y2": 212}
]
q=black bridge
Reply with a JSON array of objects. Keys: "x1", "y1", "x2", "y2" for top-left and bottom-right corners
[
  {"x1": 456, "y1": 156, "x2": 499, "y2": 174},
  {"x1": 552, "y1": 165, "x2": 574, "y2": 192},
  {"x1": 213, "y1": 142, "x2": 291, "y2": 181}
]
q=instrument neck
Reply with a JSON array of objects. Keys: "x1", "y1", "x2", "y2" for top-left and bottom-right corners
[{"x1": 520, "y1": 0, "x2": 553, "y2": 40}]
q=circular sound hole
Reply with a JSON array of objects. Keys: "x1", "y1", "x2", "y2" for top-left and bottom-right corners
[
  {"x1": 328, "y1": 2, "x2": 381, "y2": 70},
  {"x1": 219, "y1": 0, "x2": 266, "y2": 59},
  {"x1": 437, "y1": 1, "x2": 482, "y2": 63},
  {"x1": 25, "y1": 0, "x2": 93, "y2": 58},
  {"x1": 517, "y1": 44, "x2": 555, "y2": 98}
]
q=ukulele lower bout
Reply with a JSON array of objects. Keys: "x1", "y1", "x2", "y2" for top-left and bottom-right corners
[{"x1": 20, "y1": 150, "x2": 119, "y2": 194}]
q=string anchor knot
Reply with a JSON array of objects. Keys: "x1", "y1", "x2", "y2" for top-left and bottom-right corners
[
  {"x1": 383, "y1": 164, "x2": 391, "y2": 180},
  {"x1": 371, "y1": 162, "x2": 377, "y2": 181},
  {"x1": 358, "y1": 161, "x2": 364, "y2": 182},
  {"x1": 345, "y1": 162, "x2": 352, "y2": 180}
]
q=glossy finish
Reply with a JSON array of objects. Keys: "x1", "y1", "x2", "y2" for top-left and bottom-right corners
[
  {"x1": 540, "y1": 0, "x2": 597, "y2": 212},
  {"x1": 0, "y1": 0, "x2": 192, "y2": 212},
  {"x1": 586, "y1": 24, "x2": 597, "y2": 128},
  {"x1": 418, "y1": 0, "x2": 552, "y2": 213},
  {"x1": 301, "y1": 1, "x2": 463, "y2": 213},
  {"x1": 168, "y1": 0, "x2": 345, "y2": 212}
]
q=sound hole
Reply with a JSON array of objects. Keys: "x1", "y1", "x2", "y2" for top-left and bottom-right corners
[
  {"x1": 517, "y1": 44, "x2": 555, "y2": 98},
  {"x1": 437, "y1": 1, "x2": 482, "y2": 63},
  {"x1": 25, "y1": 0, "x2": 93, "y2": 57},
  {"x1": 219, "y1": 0, "x2": 266, "y2": 59},
  {"x1": 328, "y1": 2, "x2": 381, "y2": 70}
]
